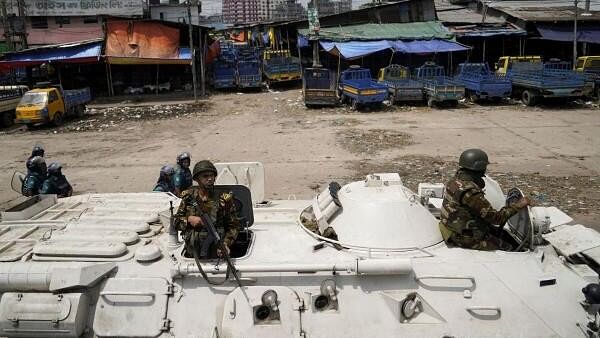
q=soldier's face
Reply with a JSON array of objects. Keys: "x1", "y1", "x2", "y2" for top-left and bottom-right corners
[
  {"x1": 196, "y1": 172, "x2": 216, "y2": 189},
  {"x1": 182, "y1": 159, "x2": 190, "y2": 168}
]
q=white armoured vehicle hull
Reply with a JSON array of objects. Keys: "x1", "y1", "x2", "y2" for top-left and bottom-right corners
[{"x1": 0, "y1": 163, "x2": 599, "y2": 338}]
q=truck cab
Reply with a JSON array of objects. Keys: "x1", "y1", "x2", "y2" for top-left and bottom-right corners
[
  {"x1": 0, "y1": 85, "x2": 29, "y2": 127},
  {"x1": 15, "y1": 85, "x2": 90, "y2": 127},
  {"x1": 495, "y1": 56, "x2": 541, "y2": 76},
  {"x1": 576, "y1": 56, "x2": 600, "y2": 98}
]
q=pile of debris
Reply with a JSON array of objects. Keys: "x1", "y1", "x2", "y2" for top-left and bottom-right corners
[{"x1": 59, "y1": 103, "x2": 210, "y2": 133}]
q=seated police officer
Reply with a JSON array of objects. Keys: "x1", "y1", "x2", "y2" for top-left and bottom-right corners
[
  {"x1": 22, "y1": 156, "x2": 47, "y2": 197},
  {"x1": 26, "y1": 145, "x2": 45, "y2": 174},
  {"x1": 153, "y1": 164, "x2": 176, "y2": 194},
  {"x1": 439, "y1": 149, "x2": 530, "y2": 250},
  {"x1": 174, "y1": 160, "x2": 240, "y2": 259},
  {"x1": 41, "y1": 162, "x2": 73, "y2": 198}
]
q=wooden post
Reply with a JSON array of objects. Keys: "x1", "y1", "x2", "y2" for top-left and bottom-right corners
[
  {"x1": 199, "y1": 29, "x2": 206, "y2": 97},
  {"x1": 156, "y1": 64, "x2": 159, "y2": 95}
]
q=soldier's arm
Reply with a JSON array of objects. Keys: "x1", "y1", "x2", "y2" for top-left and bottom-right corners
[
  {"x1": 462, "y1": 189, "x2": 519, "y2": 226},
  {"x1": 174, "y1": 191, "x2": 193, "y2": 231},
  {"x1": 40, "y1": 180, "x2": 51, "y2": 195},
  {"x1": 221, "y1": 192, "x2": 241, "y2": 248}
]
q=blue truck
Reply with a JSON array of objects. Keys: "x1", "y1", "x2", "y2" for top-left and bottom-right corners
[
  {"x1": 338, "y1": 66, "x2": 388, "y2": 110},
  {"x1": 505, "y1": 61, "x2": 585, "y2": 106},
  {"x1": 414, "y1": 63, "x2": 464, "y2": 107},
  {"x1": 377, "y1": 65, "x2": 423, "y2": 103},
  {"x1": 454, "y1": 63, "x2": 512, "y2": 102},
  {"x1": 262, "y1": 50, "x2": 301, "y2": 84},
  {"x1": 302, "y1": 67, "x2": 338, "y2": 107},
  {"x1": 236, "y1": 47, "x2": 262, "y2": 89}
]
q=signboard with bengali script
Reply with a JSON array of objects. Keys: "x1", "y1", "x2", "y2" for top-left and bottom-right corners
[{"x1": 25, "y1": 0, "x2": 143, "y2": 17}]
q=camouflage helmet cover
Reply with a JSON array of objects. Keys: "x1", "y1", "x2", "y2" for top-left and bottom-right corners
[
  {"x1": 192, "y1": 160, "x2": 217, "y2": 179},
  {"x1": 459, "y1": 148, "x2": 489, "y2": 172}
]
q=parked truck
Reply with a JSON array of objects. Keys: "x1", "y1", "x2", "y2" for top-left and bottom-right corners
[
  {"x1": 338, "y1": 66, "x2": 388, "y2": 110},
  {"x1": 414, "y1": 63, "x2": 464, "y2": 107},
  {"x1": 262, "y1": 50, "x2": 301, "y2": 84},
  {"x1": 504, "y1": 61, "x2": 585, "y2": 106},
  {"x1": 15, "y1": 85, "x2": 91, "y2": 127},
  {"x1": 0, "y1": 85, "x2": 28, "y2": 127},
  {"x1": 377, "y1": 65, "x2": 423, "y2": 103},
  {"x1": 236, "y1": 47, "x2": 262, "y2": 89},
  {"x1": 302, "y1": 67, "x2": 338, "y2": 107},
  {"x1": 454, "y1": 63, "x2": 512, "y2": 102},
  {"x1": 576, "y1": 56, "x2": 600, "y2": 99},
  {"x1": 495, "y1": 56, "x2": 542, "y2": 76}
]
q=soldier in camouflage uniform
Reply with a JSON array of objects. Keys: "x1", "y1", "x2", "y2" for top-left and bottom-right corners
[
  {"x1": 173, "y1": 152, "x2": 193, "y2": 197},
  {"x1": 22, "y1": 156, "x2": 47, "y2": 197},
  {"x1": 174, "y1": 160, "x2": 240, "y2": 259},
  {"x1": 439, "y1": 149, "x2": 531, "y2": 250}
]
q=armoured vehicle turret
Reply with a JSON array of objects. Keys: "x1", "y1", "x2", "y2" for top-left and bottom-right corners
[{"x1": 1, "y1": 162, "x2": 600, "y2": 338}]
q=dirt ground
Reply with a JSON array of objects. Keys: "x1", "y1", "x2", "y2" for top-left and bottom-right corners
[{"x1": 1, "y1": 88, "x2": 599, "y2": 228}]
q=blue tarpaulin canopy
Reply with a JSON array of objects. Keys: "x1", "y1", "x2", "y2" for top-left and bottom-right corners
[
  {"x1": 318, "y1": 39, "x2": 469, "y2": 59},
  {"x1": 0, "y1": 40, "x2": 102, "y2": 67},
  {"x1": 536, "y1": 24, "x2": 600, "y2": 44}
]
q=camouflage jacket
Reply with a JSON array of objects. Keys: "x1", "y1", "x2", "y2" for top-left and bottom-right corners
[
  {"x1": 172, "y1": 165, "x2": 193, "y2": 193},
  {"x1": 22, "y1": 172, "x2": 46, "y2": 197},
  {"x1": 439, "y1": 170, "x2": 518, "y2": 242},
  {"x1": 174, "y1": 187, "x2": 240, "y2": 251},
  {"x1": 40, "y1": 175, "x2": 72, "y2": 198}
]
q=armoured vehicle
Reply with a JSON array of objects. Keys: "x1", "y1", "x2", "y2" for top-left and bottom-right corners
[{"x1": 1, "y1": 162, "x2": 600, "y2": 338}]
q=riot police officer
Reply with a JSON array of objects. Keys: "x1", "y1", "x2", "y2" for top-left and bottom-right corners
[
  {"x1": 439, "y1": 149, "x2": 531, "y2": 250},
  {"x1": 174, "y1": 160, "x2": 239, "y2": 259},
  {"x1": 173, "y1": 152, "x2": 193, "y2": 197},
  {"x1": 153, "y1": 164, "x2": 176, "y2": 194},
  {"x1": 22, "y1": 156, "x2": 47, "y2": 196},
  {"x1": 26, "y1": 145, "x2": 45, "y2": 174},
  {"x1": 40, "y1": 162, "x2": 73, "y2": 198}
]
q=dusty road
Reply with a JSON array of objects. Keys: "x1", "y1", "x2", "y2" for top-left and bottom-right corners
[{"x1": 1, "y1": 89, "x2": 599, "y2": 227}]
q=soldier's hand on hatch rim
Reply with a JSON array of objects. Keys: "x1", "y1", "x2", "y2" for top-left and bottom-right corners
[
  {"x1": 217, "y1": 246, "x2": 230, "y2": 258},
  {"x1": 187, "y1": 216, "x2": 204, "y2": 228},
  {"x1": 513, "y1": 196, "x2": 532, "y2": 209}
]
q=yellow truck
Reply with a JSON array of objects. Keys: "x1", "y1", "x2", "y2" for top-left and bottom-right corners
[
  {"x1": 576, "y1": 56, "x2": 600, "y2": 98},
  {"x1": 15, "y1": 85, "x2": 91, "y2": 127},
  {"x1": 0, "y1": 85, "x2": 29, "y2": 127},
  {"x1": 495, "y1": 56, "x2": 542, "y2": 76}
]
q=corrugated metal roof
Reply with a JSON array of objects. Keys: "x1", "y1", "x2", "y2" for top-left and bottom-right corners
[
  {"x1": 449, "y1": 23, "x2": 527, "y2": 36},
  {"x1": 298, "y1": 21, "x2": 453, "y2": 41},
  {"x1": 488, "y1": 1, "x2": 600, "y2": 21},
  {"x1": 434, "y1": 0, "x2": 504, "y2": 24}
]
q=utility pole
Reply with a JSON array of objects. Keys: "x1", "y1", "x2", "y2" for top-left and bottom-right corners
[
  {"x1": 573, "y1": 0, "x2": 578, "y2": 69},
  {"x1": 187, "y1": 0, "x2": 198, "y2": 102},
  {"x1": 1, "y1": 0, "x2": 13, "y2": 51}
]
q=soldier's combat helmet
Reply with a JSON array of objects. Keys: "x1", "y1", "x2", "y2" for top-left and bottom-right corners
[
  {"x1": 176, "y1": 152, "x2": 191, "y2": 165},
  {"x1": 459, "y1": 148, "x2": 489, "y2": 172},
  {"x1": 29, "y1": 156, "x2": 47, "y2": 174},
  {"x1": 31, "y1": 144, "x2": 44, "y2": 157},
  {"x1": 192, "y1": 160, "x2": 218, "y2": 179},
  {"x1": 47, "y1": 162, "x2": 62, "y2": 176}
]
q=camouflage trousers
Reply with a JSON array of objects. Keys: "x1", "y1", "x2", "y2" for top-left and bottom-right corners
[{"x1": 439, "y1": 223, "x2": 513, "y2": 251}]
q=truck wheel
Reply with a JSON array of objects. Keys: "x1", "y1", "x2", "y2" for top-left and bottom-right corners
[
  {"x1": 427, "y1": 97, "x2": 435, "y2": 108},
  {"x1": 75, "y1": 105, "x2": 85, "y2": 118},
  {"x1": 1, "y1": 111, "x2": 14, "y2": 127},
  {"x1": 351, "y1": 99, "x2": 359, "y2": 110},
  {"x1": 522, "y1": 90, "x2": 538, "y2": 106},
  {"x1": 52, "y1": 112, "x2": 64, "y2": 127}
]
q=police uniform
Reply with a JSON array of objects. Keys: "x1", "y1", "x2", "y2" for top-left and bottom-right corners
[
  {"x1": 22, "y1": 172, "x2": 46, "y2": 196},
  {"x1": 40, "y1": 174, "x2": 72, "y2": 197},
  {"x1": 173, "y1": 164, "x2": 193, "y2": 193},
  {"x1": 174, "y1": 186, "x2": 240, "y2": 258},
  {"x1": 439, "y1": 170, "x2": 518, "y2": 250}
]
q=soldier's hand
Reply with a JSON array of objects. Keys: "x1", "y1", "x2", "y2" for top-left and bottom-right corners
[
  {"x1": 513, "y1": 196, "x2": 532, "y2": 209},
  {"x1": 187, "y1": 216, "x2": 204, "y2": 228},
  {"x1": 216, "y1": 246, "x2": 230, "y2": 258}
]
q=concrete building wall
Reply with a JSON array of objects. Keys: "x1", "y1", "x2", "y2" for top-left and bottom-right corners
[
  {"x1": 222, "y1": 0, "x2": 259, "y2": 23},
  {"x1": 0, "y1": 16, "x2": 103, "y2": 46},
  {"x1": 150, "y1": 5, "x2": 202, "y2": 25}
]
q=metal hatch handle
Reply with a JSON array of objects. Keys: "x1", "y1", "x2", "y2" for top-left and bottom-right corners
[
  {"x1": 466, "y1": 306, "x2": 501, "y2": 317},
  {"x1": 100, "y1": 291, "x2": 156, "y2": 298},
  {"x1": 415, "y1": 275, "x2": 476, "y2": 290}
]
